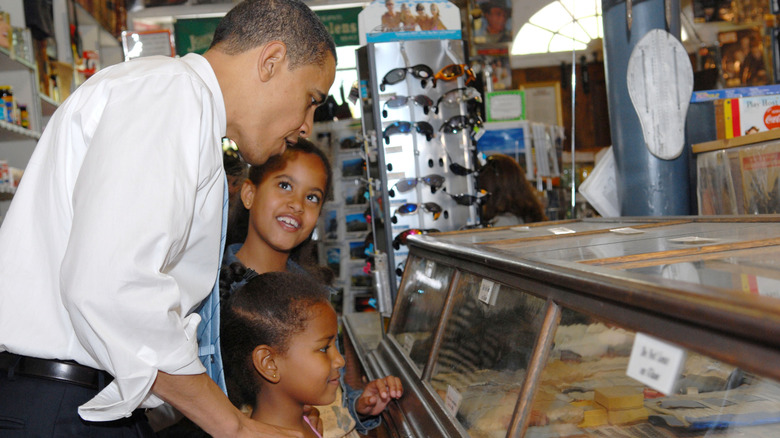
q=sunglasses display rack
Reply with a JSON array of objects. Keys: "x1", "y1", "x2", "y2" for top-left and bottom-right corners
[
  {"x1": 311, "y1": 118, "x2": 379, "y2": 315},
  {"x1": 357, "y1": 38, "x2": 485, "y2": 301}
]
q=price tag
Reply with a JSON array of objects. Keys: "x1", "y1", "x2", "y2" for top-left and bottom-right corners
[
  {"x1": 610, "y1": 227, "x2": 645, "y2": 235},
  {"x1": 626, "y1": 332, "x2": 686, "y2": 395},
  {"x1": 548, "y1": 227, "x2": 576, "y2": 235},
  {"x1": 478, "y1": 279, "x2": 499, "y2": 305},
  {"x1": 445, "y1": 385, "x2": 462, "y2": 416}
]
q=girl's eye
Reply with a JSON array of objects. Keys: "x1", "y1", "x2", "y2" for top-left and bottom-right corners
[
  {"x1": 307, "y1": 194, "x2": 321, "y2": 204},
  {"x1": 278, "y1": 181, "x2": 292, "y2": 191},
  {"x1": 319, "y1": 345, "x2": 330, "y2": 353}
]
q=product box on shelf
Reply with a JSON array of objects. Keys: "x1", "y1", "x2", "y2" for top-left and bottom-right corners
[{"x1": 694, "y1": 129, "x2": 780, "y2": 215}]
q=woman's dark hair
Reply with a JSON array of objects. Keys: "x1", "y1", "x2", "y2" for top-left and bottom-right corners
[
  {"x1": 209, "y1": 0, "x2": 337, "y2": 69},
  {"x1": 221, "y1": 271, "x2": 331, "y2": 407},
  {"x1": 225, "y1": 138, "x2": 333, "y2": 256},
  {"x1": 476, "y1": 154, "x2": 547, "y2": 224}
]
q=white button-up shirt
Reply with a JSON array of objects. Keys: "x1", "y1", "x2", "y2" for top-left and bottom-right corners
[{"x1": 0, "y1": 53, "x2": 226, "y2": 421}]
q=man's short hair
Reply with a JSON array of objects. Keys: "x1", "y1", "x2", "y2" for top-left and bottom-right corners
[
  {"x1": 210, "y1": 0, "x2": 337, "y2": 69},
  {"x1": 480, "y1": 0, "x2": 511, "y2": 16}
]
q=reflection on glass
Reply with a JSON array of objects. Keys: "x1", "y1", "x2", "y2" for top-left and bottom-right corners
[
  {"x1": 428, "y1": 274, "x2": 546, "y2": 437},
  {"x1": 388, "y1": 256, "x2": 453, "y2": 374},
  {"x1": 526, "y1": 307, "x2": 780, "y2": 437}
]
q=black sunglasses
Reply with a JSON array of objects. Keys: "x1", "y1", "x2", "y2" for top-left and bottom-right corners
[
  {"x1": 444, "y1": 189, "x2": 490, "y2": 206},
  {"x1": 392, "y1": 228, "x2": 440, "y2": 250},
  {"x1": 392, "y1": 202, "x2": 443, "y2": 223},
  {"x1": 433, "y1": 87, "x2": 482, "y2": 114},
  {"x1": 447, "y1": 152, "x2": 478, "y2": 176},
  {"x1": 380, "y1": 64, "x2": 435, "y2": 91},
  {"x1": 389, "y1": 174, "x2": 445, "y2": 197},
  {"x1": 382, "y1": 95, "x2": 435, "y2": 117},
  {"x1": 383, "y1": 121, "x2": 435, "y2": 144},
  {"x1": 439, "y1": 114, "x2": 484, "y2": 134}
]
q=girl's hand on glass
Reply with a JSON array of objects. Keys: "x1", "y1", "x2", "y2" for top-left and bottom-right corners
[{"x1": 355, "y1": 375, "x2": 404, "y2": 417}]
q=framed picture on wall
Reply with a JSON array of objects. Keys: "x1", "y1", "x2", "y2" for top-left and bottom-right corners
[{"x1": 521, "y1": 81, "x2": 563, "y2": 127}]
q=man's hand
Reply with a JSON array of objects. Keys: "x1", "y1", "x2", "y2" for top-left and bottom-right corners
[
  {"x1": 355, "y1": 375, "x2": 403, "y2": 417},
  {"x1": 152, "y1": 371, "x2": 304, "y2": 438}
]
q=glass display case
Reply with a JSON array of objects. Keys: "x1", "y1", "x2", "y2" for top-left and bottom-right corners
[{"x1": 343, "y1": 216, "x2": 780, "y2": 437}]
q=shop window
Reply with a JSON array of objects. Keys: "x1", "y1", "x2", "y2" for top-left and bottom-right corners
[{"x1": 511, "y1": 0, "x2": 602, "y2": 55}]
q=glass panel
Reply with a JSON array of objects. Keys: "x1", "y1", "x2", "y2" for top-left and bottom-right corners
[
  {"x1": 428, "y1": 273, "x2": 547, "y2": 437},
  {"x1": 627, "y1": 251, "x2": 780, "y2": 299},
  {"x1": 512, "y1": 25, "x2": 554, "y2": 55},
  {"x1": 527, "y1": 307, "x2": 780, "y2": 437},
  {"x1": 494, "y1": 222, "x2": 780, "y2": 261},
  {"x1": 387, "y1": 255, "x2": 454, "y2": 374}
]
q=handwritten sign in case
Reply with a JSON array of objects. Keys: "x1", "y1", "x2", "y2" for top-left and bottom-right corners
[{"x1": 626, "y1": 332, "x2": 686, "y2": 395}]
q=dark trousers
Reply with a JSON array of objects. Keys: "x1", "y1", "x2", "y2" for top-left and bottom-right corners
[{"x1": 0, "y1": 369, "x2": 155, "y2": 437}]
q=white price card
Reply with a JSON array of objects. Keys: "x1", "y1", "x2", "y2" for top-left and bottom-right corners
[
  {"x1": 478, "y1": 279, "x2": 499, "y2": 305},
  {"x1": 610, "y1": 227, "x2": 645, "y2": 235},
  {"x1": 548, "y1": 227, "x2": 576, "y2": 235},
  {"x1": 445, "y1": 385, "x2": 462, "y2": 417},
  {"x1": 627, "y1": 332, "x2": 686, "y2": 395}
]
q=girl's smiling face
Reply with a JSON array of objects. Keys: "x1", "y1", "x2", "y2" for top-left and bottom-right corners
[
  {"x1": 242, "y1": 151, "x2": 327, "y2": 255},
  {"x1": 276, "y1": 302, "x2": 345, "y2": 406}
]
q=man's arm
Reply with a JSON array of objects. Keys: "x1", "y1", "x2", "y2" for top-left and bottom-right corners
[{"x1": 152, "y1": 371, "x2": 303, "y2": 438}]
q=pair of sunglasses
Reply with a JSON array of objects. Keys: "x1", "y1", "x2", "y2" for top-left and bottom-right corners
[
  {"x1": 392, "y1": 228, "x2": 440, "y2": 250},
  {"x1": 392, "y1": 202, "x2": 443, "y2": 222},
  {"x1": 389, "y1": 174, "x2": 445, "y2": 197},
  {"x1": 383, "y1": 121, "x2": 435, "y2": 144},
  {"x1": 382, "y1": 95, "x2": 434, "y2": 117},
  {"x1": 439, "y1": 114, "x2": 483, "y2": 134},
  {"x1": 433, "y1": 87, "x2": 482, "y2": 114},
  {"x1": 433, "y1": 64, "x2": 476, "y2": 87},
  {"x1": 444, "y1": 189, "x2": 490, "y2": 206},
  {"x1": 447, "y1": 152, "x2": 478, "y2": 176},
  {"x1": 380, "y1": 65, "x2": 435, "y2": 91}
]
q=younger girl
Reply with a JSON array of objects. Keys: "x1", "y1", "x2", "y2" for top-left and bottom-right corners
[{"x1": 222, "y1": 272, "x2": 403, "y2": 437}]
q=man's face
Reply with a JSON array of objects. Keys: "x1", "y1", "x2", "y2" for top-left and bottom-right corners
[
  {"x1": 230, "y1": 54, "x2": 336, "y2": 166},
  {"x1": 485, "y1": 7, "x2": 508, "y2": 33}
]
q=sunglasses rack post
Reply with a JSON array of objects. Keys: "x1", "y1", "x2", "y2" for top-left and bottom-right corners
[{"x1": 357, "y1": 38, "x2": 485, "y2": 302}]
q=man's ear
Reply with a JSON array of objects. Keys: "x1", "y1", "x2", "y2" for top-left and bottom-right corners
[
  {"x1": 252, "y1": 345, "x2": 280, "y2": 383},
  {"x1": 258, "y1": 41, "x2": 288, "y2": 82},
  {"x1": 240, "y1": 180, "x2": 256, "y2": 209}
]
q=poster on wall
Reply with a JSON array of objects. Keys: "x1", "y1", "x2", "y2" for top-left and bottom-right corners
[
  {"x1": 358, "y1": 0, "x2": 461, "y2": 44},
  {"x1": 477, "y1": 46, "x2": 512, "y2": 90},
  {"x1": 173, "y1": 17, "x2": 221, "y2": 56},
  {"x1": 472, "y1": 0, "x2": 512, "y2": 45}
]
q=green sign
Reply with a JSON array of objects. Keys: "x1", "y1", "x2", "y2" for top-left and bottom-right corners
[
  {"x1": 315, "y1": 7, "x2": 362, "y2": 47},
  {"x1": 174, "y1": 17, "x2": 222, "y2": 56}
]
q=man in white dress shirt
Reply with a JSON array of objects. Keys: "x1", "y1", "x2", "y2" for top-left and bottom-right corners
[{"x1": 0, "y1": 0, "x2": 335, "y2": 436}]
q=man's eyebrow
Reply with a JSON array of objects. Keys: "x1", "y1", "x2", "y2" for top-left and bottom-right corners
[{"x1": 314, "y1": 91, "x2": 328, "y2": 106}]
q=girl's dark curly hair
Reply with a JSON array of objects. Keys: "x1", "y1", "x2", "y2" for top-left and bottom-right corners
[{"x1": 221, "y1": 271, "x2": 331, "y2": 408}]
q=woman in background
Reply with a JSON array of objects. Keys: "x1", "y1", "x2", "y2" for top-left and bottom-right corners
[{"x1": 476, "y1": 153, "x2": 547, "y2": 227}]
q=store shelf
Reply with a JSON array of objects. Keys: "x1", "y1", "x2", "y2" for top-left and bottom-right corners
[
  {"x1": 0, "y1": 47, "x2": 35, "y2": 72},
  {"x1": 39, "y1": 93, "x2": 58, "y2": 116},
  {"x1": 0, "y1": 120, "x2": 41, "y2": 141}
]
